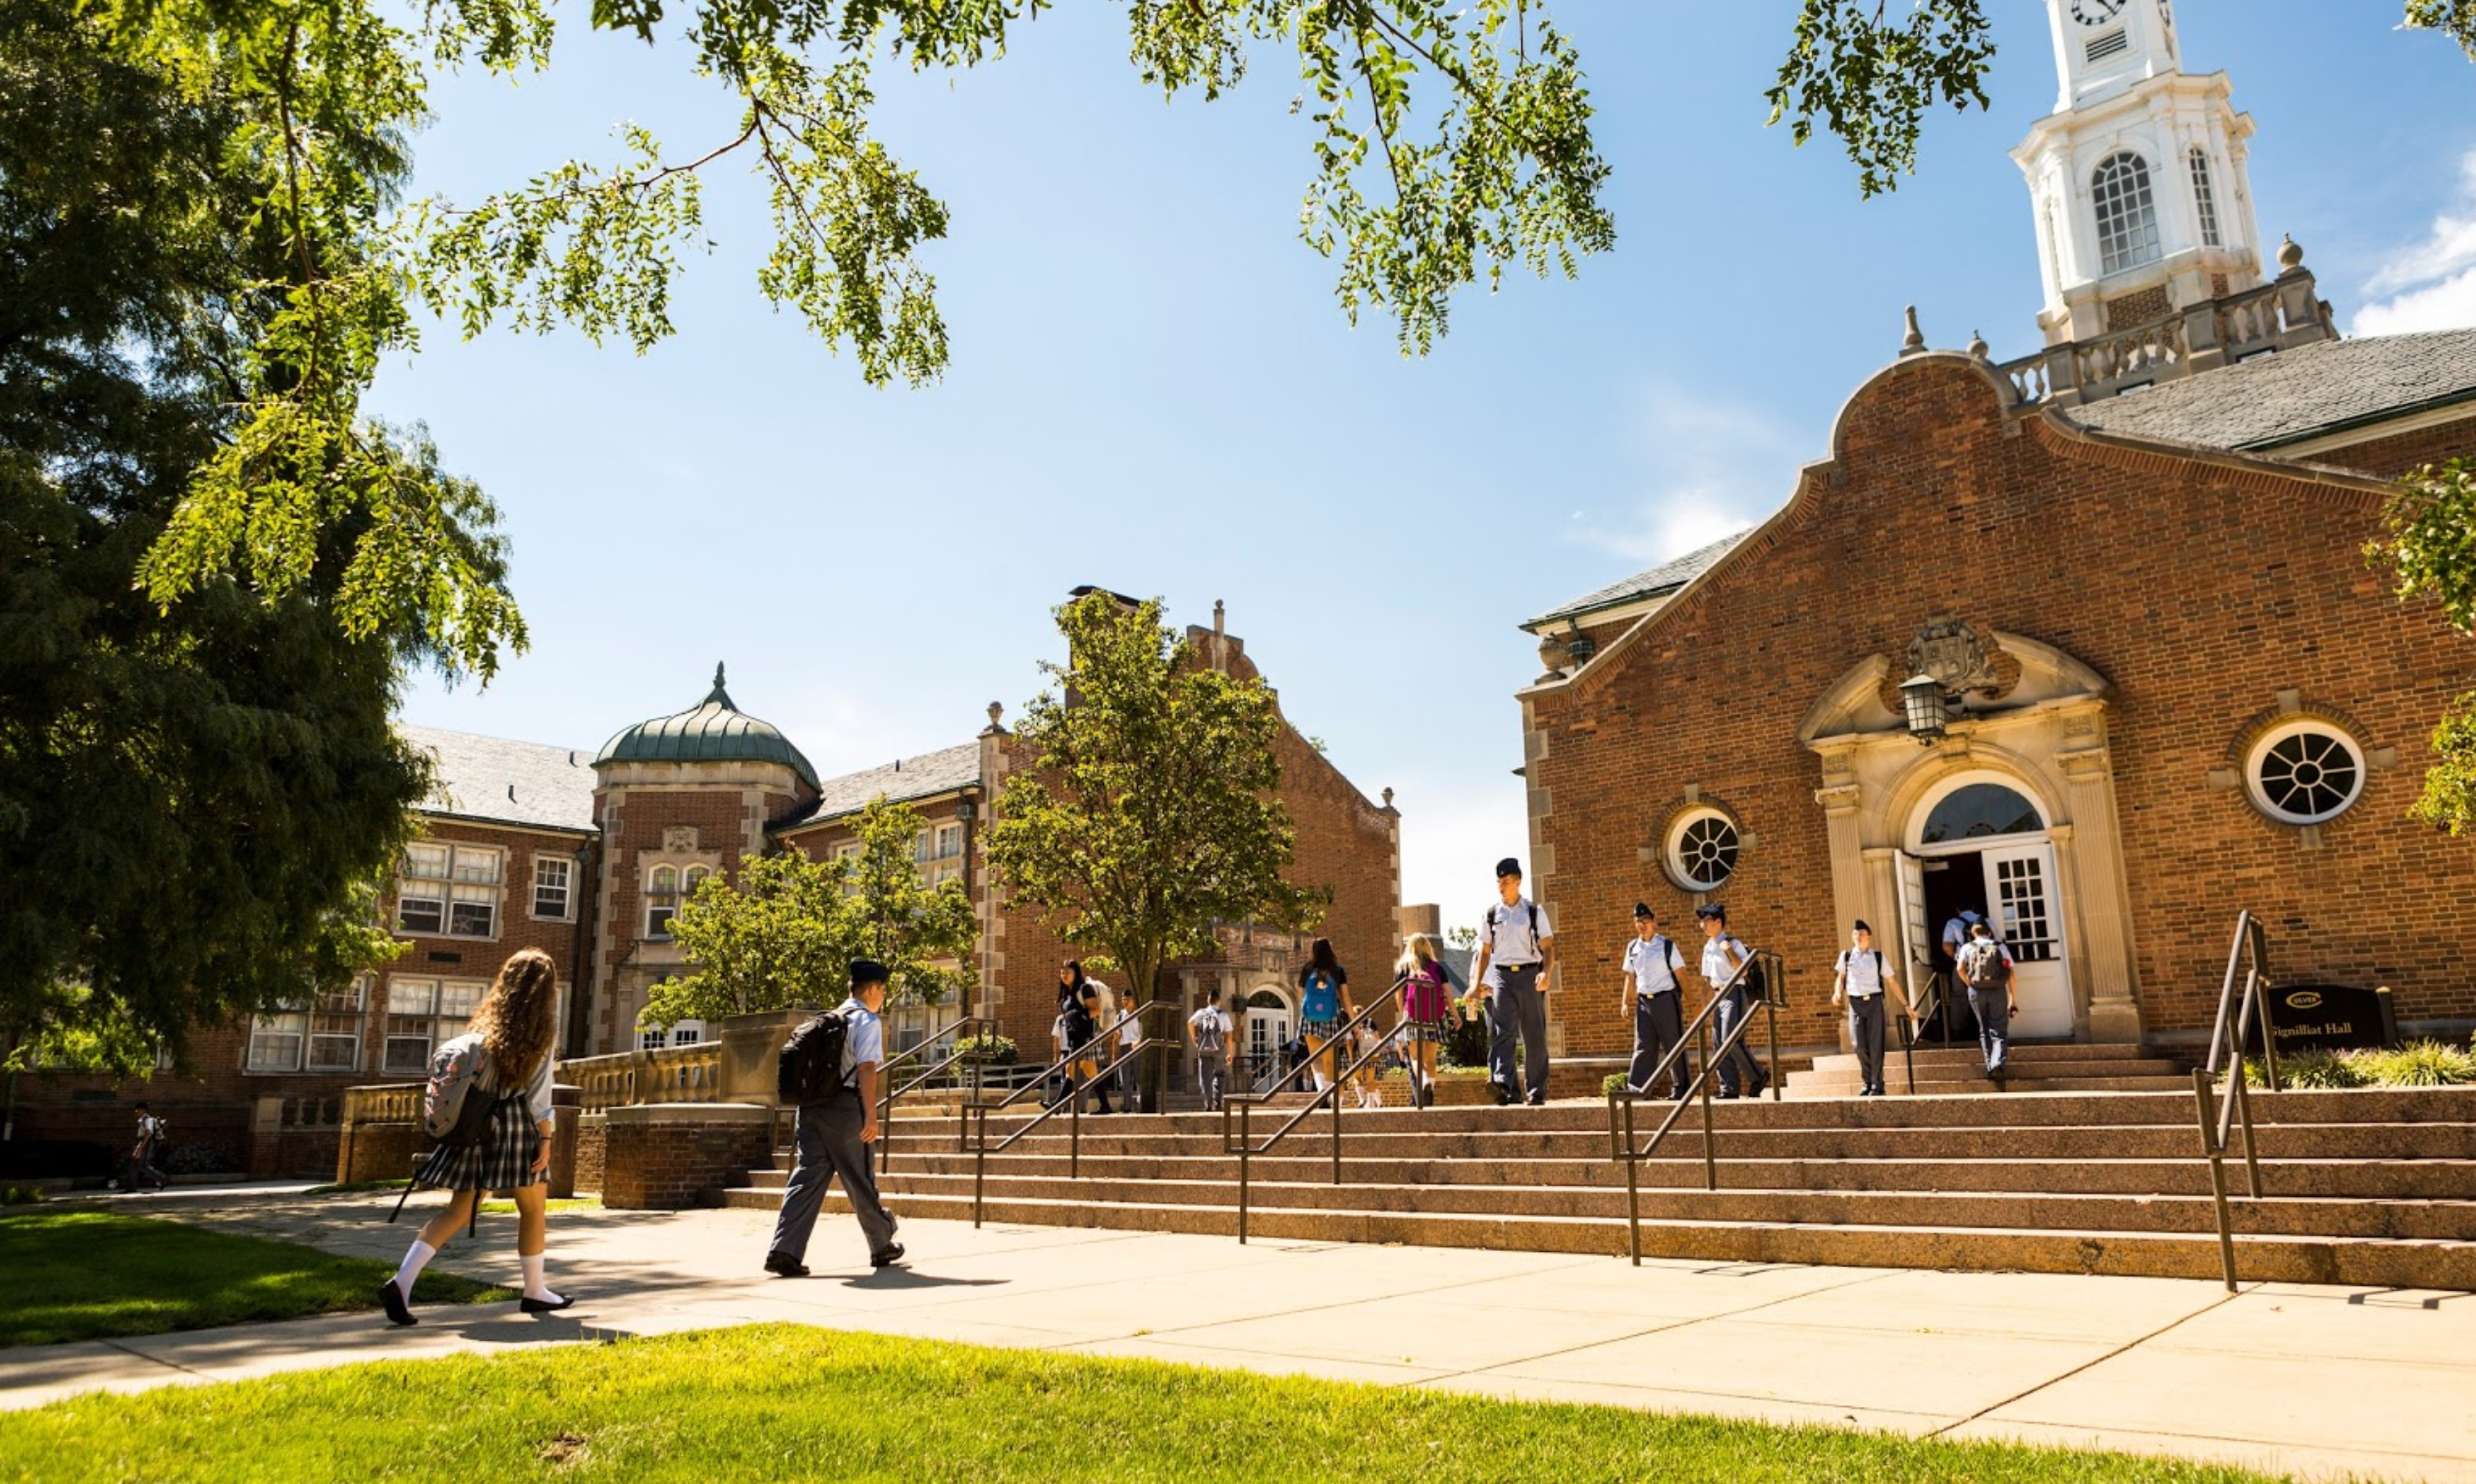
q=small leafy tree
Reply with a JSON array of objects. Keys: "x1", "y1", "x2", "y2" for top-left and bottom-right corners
[
  {"x1": 2368, "y1": 459, "x2": 2476, "y2": 833},
  {"x1": 642, "y1": 797, "x2": 976, "y2": 1030},
  {"x1": 986, "y1": 593, "x2": 1326, "y2": 1107}
]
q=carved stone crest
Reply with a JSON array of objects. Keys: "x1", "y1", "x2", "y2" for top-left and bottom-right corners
[
  {"x1": 662, "y1": 825, "x2": 700, "y2": 854},
  {"x1": 1906, "y1": 617, "x2": 2001, "y2": 695}
]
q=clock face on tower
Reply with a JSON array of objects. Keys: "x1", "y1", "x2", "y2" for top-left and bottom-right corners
[{"x1": 2069, "y1": 0, "x2": 2126, "y2": 24}]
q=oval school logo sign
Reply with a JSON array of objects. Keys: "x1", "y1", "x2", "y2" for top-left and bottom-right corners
[{"x1": 2285, "y1": 990, "x2": 2323, "y2": 1011}]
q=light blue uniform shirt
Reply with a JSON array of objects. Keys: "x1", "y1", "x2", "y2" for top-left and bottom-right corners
[{"x1": 839, "y1": 997, "x2": 884, "y2": 1075}]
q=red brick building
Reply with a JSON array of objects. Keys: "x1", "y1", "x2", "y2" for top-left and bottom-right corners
[
  {"x1": 1517, "y1": 3, "x2": 2476, "y2": 1068},
  {"x1": 6, "y1": 596, "x2": 1394, "y2": 1174}
]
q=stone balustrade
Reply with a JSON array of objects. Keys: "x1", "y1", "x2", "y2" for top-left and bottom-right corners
[
  {"x1": 1987, "y1": 264, "x2": 2334, "y2": 409},
  {"x1": 560, "y1": 1042, "x2": 728, "y2": 1111}
]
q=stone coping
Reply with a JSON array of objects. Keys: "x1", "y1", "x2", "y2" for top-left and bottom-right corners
[{"x1": 600, "y1": 1102, "x2": 774, "y2": 1127}]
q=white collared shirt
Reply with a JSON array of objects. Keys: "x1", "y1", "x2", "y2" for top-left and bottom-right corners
[
  {"x1": 1624, "y1": 934, "x2": 1683, "y2": 995},
  {"x1": 1701, "y1": 933, "x2": 1752, "y2": 987},
  {"x1": 1479, "y1": 895, "x2": 1550, "y2": 965},
  {"x1": 838, "y1": 997, "x2": 883, "y2": 1074},
  {"x1": 1836, "y1": 946, "x2": 1887, "y2": 997}
]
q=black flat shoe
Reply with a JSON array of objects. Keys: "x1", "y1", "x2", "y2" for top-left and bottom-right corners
[
  {"x1": 763, "y1": 1253, "x2": 810, "y2": 1278},
  {"x1": 870, "y1": 1242, "x2": 906, "y2": 1269},
  {"x1": 378, "y1": 1279, "x2": 416, "y2": 1327},
  {"x1": 520, "y1": 1294, "x2": 576, "y2": 1314}
]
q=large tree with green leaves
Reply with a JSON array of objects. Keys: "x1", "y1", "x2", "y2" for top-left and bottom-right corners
[
  {"x1": 0, "y1": 6, "x2": 447, "y2": 1061},
  {"x1": 642, "y1": 797, "x2": 977, "y2": 1030},
  {"x1": 72, "y1": 0, "x2": 1614, "y2": 667},
  {"x1": 986, "y1": 593, "x2": 1324, "y2": 1106}
]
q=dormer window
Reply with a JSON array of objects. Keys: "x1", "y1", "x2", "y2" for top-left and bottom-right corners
[{"x1": 2092, "y1": 152, "x2": 2161, "y2": 275}]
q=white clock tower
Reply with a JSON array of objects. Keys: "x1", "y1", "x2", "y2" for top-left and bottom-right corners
[{"x1": 2012, "y1": 0, "x2": 2265, "y2": 348}]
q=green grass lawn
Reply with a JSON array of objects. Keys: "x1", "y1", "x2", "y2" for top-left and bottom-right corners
[
  {"x1": 0, "y1": 1323, "x2": 2294, "y2": 1484},
  {"x1": 0, "y1": 1210, "x2": 511, "y2": 1347}
]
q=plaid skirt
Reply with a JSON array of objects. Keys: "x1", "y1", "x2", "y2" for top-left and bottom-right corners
[
  {"x1": 414, "y1": 1095, "x2": 542, "y2": 1193},
  {"x1": 1299, "y1": 1018, "x2": 1340, "y2": 1040}
]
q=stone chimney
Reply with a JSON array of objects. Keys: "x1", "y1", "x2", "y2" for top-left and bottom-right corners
[{"x1": 1397, "y1": 903, "x2": 1444, "y2": 938}]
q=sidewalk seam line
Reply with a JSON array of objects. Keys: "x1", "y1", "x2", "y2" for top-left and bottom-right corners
[{"x1": 1922, "y1": 1285, "x2": 2254, "y2": 1440}]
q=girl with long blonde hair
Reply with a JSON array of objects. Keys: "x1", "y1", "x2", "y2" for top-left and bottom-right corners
[
  {"x1": 1395, "y1": 934, "x2": 1455, "y2": 1110},
  {"x1": 380, "y1": 947, "x2": 572, "y2": 1325}
]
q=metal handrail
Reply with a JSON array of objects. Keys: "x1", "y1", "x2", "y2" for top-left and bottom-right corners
[
  {"x1": 1221, "y1": 981, "x2": 1410, "y2": 1244},
  {"x1": 2193, "y1": 911, "x2": 2277, "y2": 1291},
  {"x1": 875, "y1": 1016, "x2": 995, "y2": 1174},
  {"x1": 1605, "y1": 950, "x2": 1784, "y2": 1266},
  {"x1": 1898, "y1": 958, "x2": 1941, "y2": 1096},
  {"x1": 960, "y1": 1001, "x2": 1182, "y2": 1225}
]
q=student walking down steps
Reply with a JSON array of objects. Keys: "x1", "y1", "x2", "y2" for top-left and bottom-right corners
[{"x1": 380, "y1": 947, "x2": 571, "y2": 1325}]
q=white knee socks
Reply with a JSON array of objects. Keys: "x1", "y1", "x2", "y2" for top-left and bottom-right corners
[
  {"x1": 521, "y1": 1253, "x2": 562, "y2": 1305},
  {"x1": 391, "y1": 1239, "x2": 435, "y2": 1295}
]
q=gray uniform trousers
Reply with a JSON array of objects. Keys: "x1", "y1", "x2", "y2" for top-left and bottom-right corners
[
  {"x1": 1485, "y1": 962, "x2": 1549, "y2": 1103},
  {"x1": 1969, "y1": 987, "x2": 2011, "y2": 1075},
  {"x1": 1194, "y1": 1053, "x2": 1227, "y2": 1112},
  {"x1": 767, "y1": 1092, "x2": 897, "y2": 1264},
  {"x1": 1711, "y1": 986, "x2": 1766, "y2": 1097},
  {"x1": 1629, "y1": 993, "x2": 1689, "y2": 1098},
  {"x1": 1846, "y1": 993, "x2": 1887, "y2": 1092}
]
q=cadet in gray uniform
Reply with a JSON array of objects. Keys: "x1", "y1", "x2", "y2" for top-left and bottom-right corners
[
  {"x1": 1470, "y1": 857, "x2": 1554, "y2": 1106},
  {"x1": 1957, "y1": 921, "x2": 2019, "y2": 1079},
  {"x1": 1622, "y1": 904, "x2": 1691, "y2": 1099},
  {"x1": 765, "y1": 958, "x2": 904, "y2": 1276},
  {"x1": 1695, "y1": 904, "x2": 1768, "y2": 1100},
  {"x1": 1831, "y1": 919, "x2": 1914, "y2": 1097}
]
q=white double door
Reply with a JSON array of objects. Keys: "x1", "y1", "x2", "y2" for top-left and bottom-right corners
[{"x1": 1901, "y1": 840, "x2": 2075, "y2": 1039}]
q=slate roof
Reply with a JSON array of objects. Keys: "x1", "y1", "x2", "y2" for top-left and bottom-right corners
[
  {"x1": 1524, "y1": 530, "x2": 1752, "y2": 631},
  {"x1": 784, "y1": 742, "x2": 984, "y2": 830},
  {"x1": 402, "y1": 724, "x2": 598, "y2": 832},
  {"x1": 2067, "y1": 326, "x2": 2476, "y2": 452},
  {"x1": 596, "y1": 665, "x2": 820, "y2": 790}
]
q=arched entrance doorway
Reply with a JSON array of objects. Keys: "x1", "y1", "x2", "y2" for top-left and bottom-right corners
[
  {"x1": 1243, "y1": 987, "x2": 1294, "y2": 1086},
  {"x1": 1902, "y1": 773, "x2": 2074, "y2": 1040}
]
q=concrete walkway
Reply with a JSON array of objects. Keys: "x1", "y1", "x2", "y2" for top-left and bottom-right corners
[{"x1": 3, "y1": 1188, "x2": 2472, "y2": 1482}]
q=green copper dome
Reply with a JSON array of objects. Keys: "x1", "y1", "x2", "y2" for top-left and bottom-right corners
[{"x1": 596, "y1": 664, "x2": 819, "y2": 789}]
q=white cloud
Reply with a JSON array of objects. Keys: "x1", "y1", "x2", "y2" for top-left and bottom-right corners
[
  {"x1": 1576, "y1": 380, "x2": 1798, "y2": 566},
  {"x1": 2354, "y1": 147, "x2": 2476, "y2": 336}
]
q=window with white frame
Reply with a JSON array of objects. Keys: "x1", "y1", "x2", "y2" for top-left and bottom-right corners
[
  {"x1": 396, "y1": 842, "x2": 503, "y2": 939},
  {"x1": 912, "y1": 830, "x2": 933, "y2": 863},
  {"x1": 2188, "y1": 147, "x2": 2220, "y2": 247},
  {"x1": 382, "y1": 977, "x2": 485, "y2": 1075},
  {"x1": 935, "y1": 824, "x2": 963, "y2": 860},
  {"x1": 247, "y1": 977, "x2": 371, "y2": 1074},
  {"x1": 934, "y1": 864, "x2": 961, "y2": 888},
  {"x1": 646, "y1": 865, "x2": 681, "y2": 938},
  {"x1": 1664, "y1": 808, "x2": 1743, "y2": 893},
  {"x1": 2245, "y1": 720, "x2": 2365, "y2": 826},
  {"x1": 2092, "y1": 152, "x2": 2161, "y2": 275},
  {"x1": 532, "y1": 855, "x2": 573, "y2": 920}
]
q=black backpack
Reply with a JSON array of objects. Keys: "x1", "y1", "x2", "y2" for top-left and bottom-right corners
[{"x1": 777, "y1": 1009, "x2": 852, "y2": 1106}]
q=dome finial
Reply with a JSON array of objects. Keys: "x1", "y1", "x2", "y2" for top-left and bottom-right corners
[{"x1": 706, "y1": 662, "x2": 732, "y2": 706}]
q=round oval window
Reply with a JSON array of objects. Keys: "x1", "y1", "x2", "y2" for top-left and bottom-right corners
[
  {"x1": 2246, "y1": 721, "x2": 2364, "y2": 825},
  {"x1": 1665, "y1": 808, "x2": 1741, "y2": 892}
]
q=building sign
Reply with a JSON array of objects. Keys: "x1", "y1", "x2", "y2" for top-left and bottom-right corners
[{"x1": 2265, "y1": 983, "x2": 2393, "y2": 1052}]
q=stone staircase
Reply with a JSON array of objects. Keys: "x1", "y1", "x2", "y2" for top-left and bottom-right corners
[
  {"x1": 722, "y1": 1087, "x2": 2476, "y2": 1289},
  {"x1": 1786, "y1": 1041, "x2": 2191, "y2": 1097}
]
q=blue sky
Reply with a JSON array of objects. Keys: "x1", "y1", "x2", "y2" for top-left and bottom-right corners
[{"x1": 385, "y1": 2, "x2": 2476, "y2": 931}]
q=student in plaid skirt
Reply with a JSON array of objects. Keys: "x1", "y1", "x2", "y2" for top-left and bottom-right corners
[{"x1": 380, "y1": 947, "x2": 572, "y2": 1326}]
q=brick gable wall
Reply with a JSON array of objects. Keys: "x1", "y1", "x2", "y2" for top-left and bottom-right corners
[{"x1": 1527, "y1": 357, "x2": 2476, "y2": 1061}]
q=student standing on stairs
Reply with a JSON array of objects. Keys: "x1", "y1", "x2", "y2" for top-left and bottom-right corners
[
  {"x1": 1296, "y1": 939, "x2": 1353, "y2": 1097},
  {"x1": 1471, "y1": 858, "x2": 1555, "y2": 1106},
  {"x1": 1623, "y1": 904, "x2": 1691, "y2": 1100},
  {"x1": 1189, "y1": 997, "x2": 1234, "y2": 1112},
  {"x1": 1958, "y1": 921, "x2": 2019, "y2": 1081},
  {"x1": 1832, "y1": 920, "x2": 1915, "y2": 1097},
  {"x1": 764, "y1": 958, "x2": 903, "y2": 1278},
  {"x1": 1396, "y1": 933, "x2": 1455, "y2": 1109},
  {"x1": 1694, "y1": 904, "x2": 1768, "y2": 1100}
]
